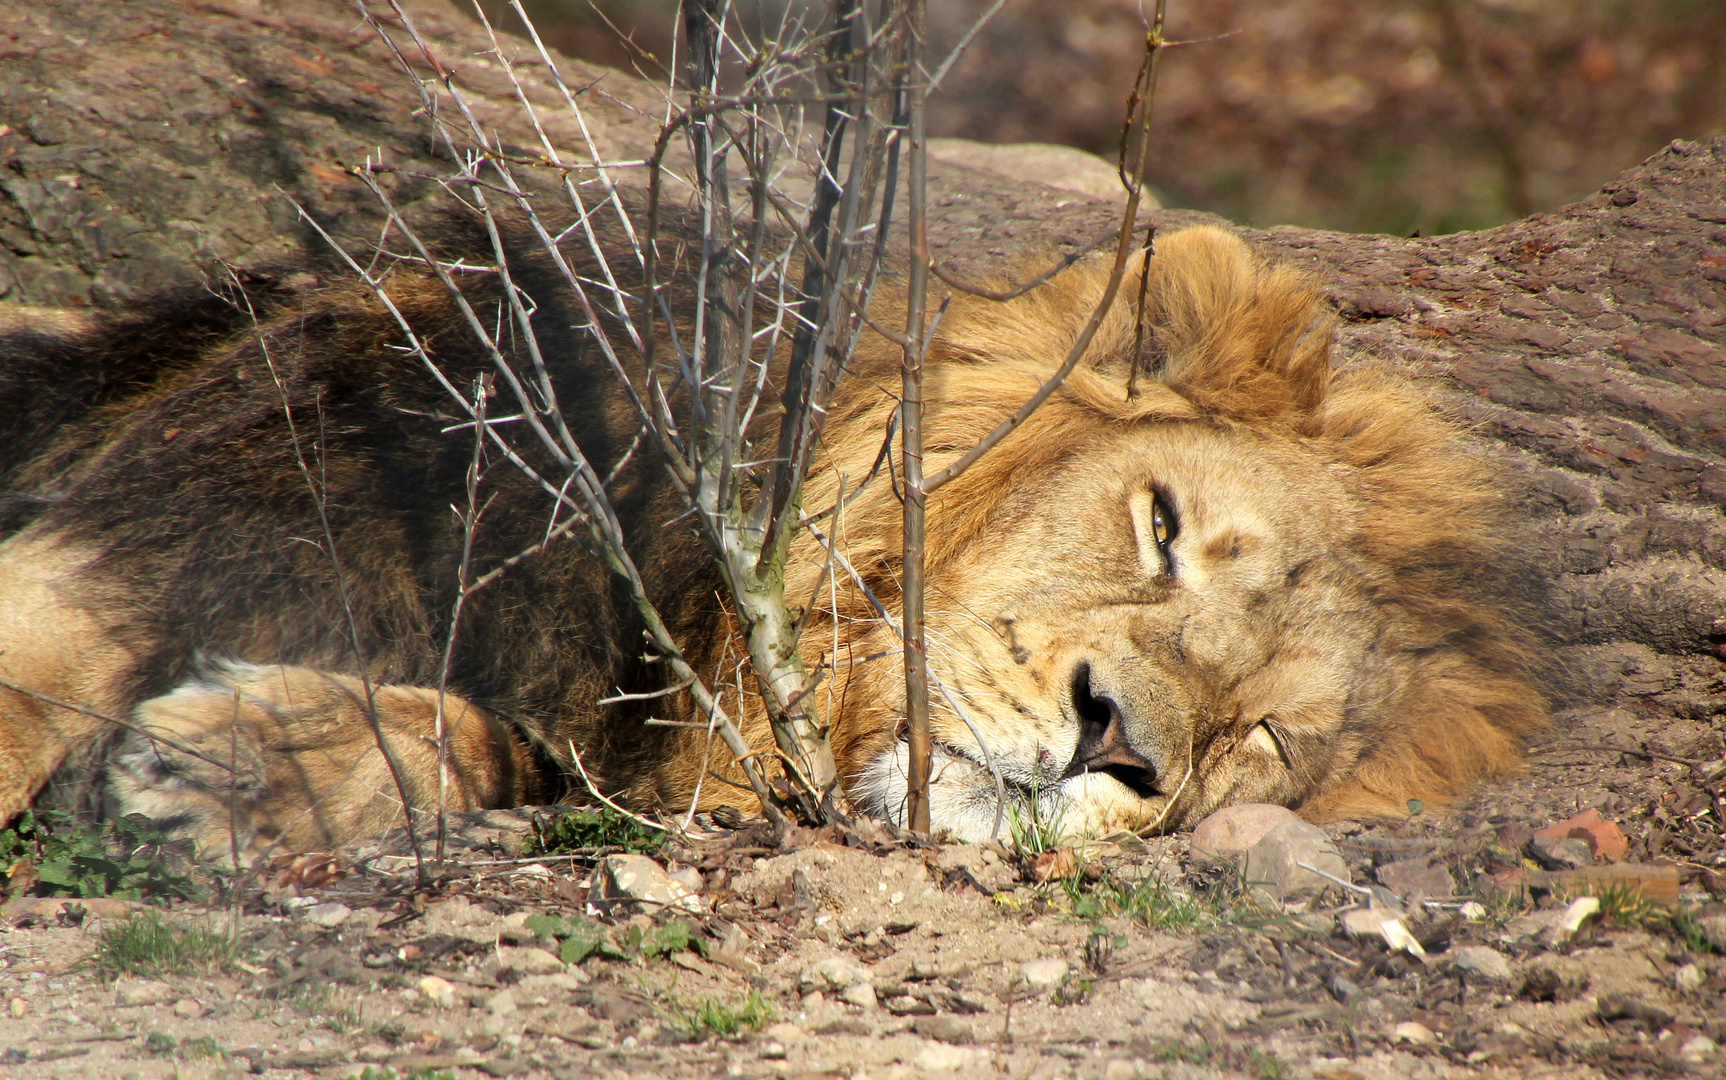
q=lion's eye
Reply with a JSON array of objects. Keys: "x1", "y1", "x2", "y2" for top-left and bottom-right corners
[
  {"x1": 1150, "y1": 491, "x2": 1177, "y2": 551},
  {"x1": 1245, "y1": 721, "x2": 1292, "y2": 768}
]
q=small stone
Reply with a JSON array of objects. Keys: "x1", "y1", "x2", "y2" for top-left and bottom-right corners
[
  {"x1": 173, "y1": 998, "x2": 202, "y2": 1019},
  {"x1": 304, "y1": 901, "x2": 351, "y2": 928},
  {"x1": 1450, "y1": 946, "x2": 1513, "y2": 981},
  {"x1": 1552, "y1": 896, "x2": 1601, "y2": 941},
  {"x1": 7, "y1": 998, "x2": 23, "y2": 1018},
  {"x1": 114, "y1": 980, "x2": 175, "y2": 1006},
  {"x1": 762, "y1": 1022, "x2": 804, "y2": 1044},
  {"x1": 1019, "y1": 957, "x2": 1069, "y2": 991},
  {"x1": 485, "y1": 989, "x2": 518, "y2": 1016},
  {"x1": 1458, "y1": 901, "x2": 1488, "y2": 921},
  {"x1": 839, "y1": 982, "x2": 878, "y2": 1010},
  {"x1": 1674, "y1": 964, "x2": 1705, "y2": 993},
  {"x1": 1189, "y1": 804, "x2": 1301, "y2": 858},
  {"x1": 1374, "y1": 858, "x2": 1455, "y2": 903},
  {"x1": 759, "y1": 1040, "x2": 787, "y2": 1060},
  {"x1": 1393, "y1": 1021, "x2": 1437, "y2": 1045},
  {"x1": 912, "y1": 1015, "x2": 975, "y2": 1044},
  {"x1": 588, "y1": 853, "x2": 703, "y2": 913},
  {"x1": 1328, "y1": 976, "x2": 1363, "y2": 1005},
  {"x1": 1528, "y1": 835, "x2": 1594, "y2": 870},
  {"x1": 1680, "y1": 1035, "x2": 1719, "y2": 1060},
  {"x1": 800, "y1": 955, "x2": 872, "y2": 994},
  {"x1": 417, "y1": 975, "x2": 457, "y2": 1007},
  {"x1": 490, "y1": 946, "x2": 565, "y2": 976},
  {"x1": 1240, "y1": 821, "x2": 1351, "y2": 901},
  {"x1": 914, "y1": 1042, "x2": 980, "y2": 1071},
  {"x1": 1103, "y1": 1059, "x2": 1139, "y2": 1080}
]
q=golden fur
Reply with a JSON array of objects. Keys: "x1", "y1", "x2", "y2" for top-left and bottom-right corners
[{"x1": 0, "y1": 226, "x2": 1551, "y2": 854}]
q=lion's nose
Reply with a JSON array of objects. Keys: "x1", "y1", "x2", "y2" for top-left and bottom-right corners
[{"x1": 1063, "y1": 663, "x2": 1160, "y2": 797}]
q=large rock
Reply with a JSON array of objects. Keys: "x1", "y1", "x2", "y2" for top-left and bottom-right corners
[
  {"x1": 1239, "y1": 821, "x2": 1351, "y2": 901},
  {"x1": 1190, "y1": 804, "x2": 1302, "y2": 859}
]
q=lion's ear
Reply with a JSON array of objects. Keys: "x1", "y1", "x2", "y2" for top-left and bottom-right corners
[{"x1": 1140, "y1": 226, "x2": 1333, "y2": 424}]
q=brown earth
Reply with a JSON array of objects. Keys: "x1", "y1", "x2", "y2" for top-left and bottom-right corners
[{"x1": 0, "y1": 1, "x2": 1723, "y2": 1077}]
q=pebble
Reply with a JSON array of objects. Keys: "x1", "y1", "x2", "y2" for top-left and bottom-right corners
[
  {"x1": 801, "y1": 955, "x2": 873, "y2": 993},
  {"x1": 914, "y1": 1042, "x2": 981, "y2": 1071},
  {"x1": 418, "y1": 975, "x2": 457, "y2": 1007},
  {"x1": 1393, "y1": 1021, "x2": 1437, "y2": 1045},
  {"x1": 1681, "y1": 1035, "x2": 1719, "y2": 1060},
  {"x1": 762, "y1": 1022, "x2": 804, "y2": 1044},
  {"x1": 1528, "y1": 836, "x2": 1594, "y2": 870},
  {"x1": 8, "y1": 998, "x2": 23, "y2": 1019},
  {"x1": 1239, "y1": 821, "x2": 1351, "y2": 901},
  {"x1": 485, "y1": 989, "x2": 517, "y2": 1016},
  {"x1": 1019, "y1": 957, "x2": 1069, "y2": 991},
  {"x1": 839, "y1": 982, "x2": 878, "y2": 1010},
  {"x1": 588, "y1": 853, "x2": 703, "y2": 913},
  {"x1": 1103, "y1": 1059, "x2": 1139, "y2": 1080},
  {"x1": 1674, "y1": 964, "x2": 1705, "y2": 993},
  {"x1": 912, "y1": 1015, "x2": 975, "y2": 1044},
  {"x1": 173, "y1": 998, "x2": 203, "y2": 1019},
  {"x1": 114, "y1": 980, "x2": 175, "y2": 1006},
  {"x1": 304, "y1": 901, "x2": 352, "y2": 928},
  {"x1": 1450, "y1": 945, "x2": 1513, "y2": 981},
  {"x1": 1189, "y1": 804, "x2": 1300, "y2": 858},
  {"x1": 490, "y1": 946, "x2": 566, "y2": 976},
  {"x1": 1697, "y1": 914, "x2": 1726, "y2": 953}
]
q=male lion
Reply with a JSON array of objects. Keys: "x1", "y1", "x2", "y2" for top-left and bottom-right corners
[{"x1": 0, "y1": 225, "x2": 1553, "y2": 857}]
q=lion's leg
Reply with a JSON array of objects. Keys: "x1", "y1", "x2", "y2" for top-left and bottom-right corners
[
  {"x1": 107, "y1": 662, "x2": 538, "y2": 860},
  {"x1": 0, "y1": 530, "x2": 138, "y2": 819}
]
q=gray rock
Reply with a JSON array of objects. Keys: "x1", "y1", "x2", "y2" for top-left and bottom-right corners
[
  {"x1": 489, "y1": 946, "x2": 565, "y2": 976},
  {"x1": 1374, "y1": 858, "x2": 1455, "y2": 903},
  {"x1": 913, "y1": 1014, "x2": 976, "y2": 1043},
  {"x1": 304, "y1": 901, "x2": 352, "y2": 928},
  {"x1": 1190, "y1": 804, "x2": 1302, "y2": 859},
  {"x1": 839, "y1": 982, "x2": 878, "y2": 1010},
  {"x1": 1528, "y1": 835, "x2": 1594, "y2": 870},
  {"x1": 588, "y1": 854, "x2": 703, "y2": 914},
  {"x1": 1694, "y1": 914, "x2": 1726, "y2": 953},
  {"x1": 800, "y1": 955, "x2": 873, "y2": 994},
  {"x1": 1019, "y1": 957, "x2": 1069, "y2": 991},
  {"x1": 113, "y1": 980, "x2": 175, "y2": 1006},
  {"x1": 1450, "y1": 945, "x2": 1513, "y2": 981},
  {"x1": 1239, "y1": 821, "x2": 1351, "y2": 901}
]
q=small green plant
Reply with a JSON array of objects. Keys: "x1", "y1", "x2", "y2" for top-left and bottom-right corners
[
  {"x1": 144, "y1": 1031, "x2": 178, "y2": 1057},
  {"x1": 91, "y1": 910, "x2": 235, "y2": 978},
  {"x1": 1590, "y1": 882, "x2": 1656, "y2": 926},
  {"x1": 1148, "y1": 1039, "x2": 1283, "y2": 1078},
  {"x1": 526, "y1": 806, "x2": 663, "y2": 856},
  {"x1": 179, "y1": 1036, "x2": 221, "y2": 1061},
  {"x1": 524, "y1": 913, "x2": 695, "y2": 964},
  {"x1": 1006, "y1": 796, "x2": 1064, "y2": 863},
  {"x1": 1670, "y1": 905, "x2": 1723, "y2": 955},
  {"x1": 1063, "y1": 871, "x2": 1221, "y2": 933},
  {"x1": 0, "y1": 809, "x2": 203, "y2": 903},
  {"x1": 663, "y1": 990, "x2": 773, "y2": 1039},
  {"x1": 287, "y1": 984, "x2": 363, "y2": 1033}
]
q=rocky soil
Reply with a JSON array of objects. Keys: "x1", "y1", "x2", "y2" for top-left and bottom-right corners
[{"x1": 2, "y1": 708, "x2": 1723, "y2": 1080}]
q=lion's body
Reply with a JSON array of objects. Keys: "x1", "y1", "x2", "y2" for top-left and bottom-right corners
[{"x1": 0, "y1": 225, "x2": 1553, "y2": 855}]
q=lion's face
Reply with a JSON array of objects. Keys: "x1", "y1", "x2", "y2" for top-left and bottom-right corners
[{"x1": 847, "y1": 415, "x2": 1392, "y2": 840}]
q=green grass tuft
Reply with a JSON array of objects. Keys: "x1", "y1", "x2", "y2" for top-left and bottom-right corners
[
  {"x1": 91, "y1": 910, "x2": 235, "y2": 978},
  {"x1": 663, "y1": 990, "x2": 774, "y2": 1039},
  {"x1": 526, "y1": 806, "x2": 663, "y2": 856}
]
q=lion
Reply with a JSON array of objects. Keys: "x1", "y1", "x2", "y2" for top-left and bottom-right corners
[{"x1": 0, "y1": 223, "x2": 1554, "y2": 858}]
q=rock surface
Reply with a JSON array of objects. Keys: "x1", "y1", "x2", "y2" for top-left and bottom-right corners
[
  {"x1": 1189, "y1": 804, "x2": 1302, "y2": 859},
  {"x1": 1239, "y1": 820, "x2": 1351, "y2": 901}
]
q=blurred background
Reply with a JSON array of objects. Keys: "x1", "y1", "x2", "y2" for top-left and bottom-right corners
[{"x1": 471, "y1": 0, "x2": 1726, "y2": 236}]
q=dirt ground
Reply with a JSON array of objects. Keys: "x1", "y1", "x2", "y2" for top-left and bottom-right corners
[{"x1": 1, "y1": 692, "x2": 1722, "y2": 1080}]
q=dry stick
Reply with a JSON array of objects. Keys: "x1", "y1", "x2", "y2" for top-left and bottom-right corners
[
  {"x1": 433, "y1": 374, "x2": 492, "y2": 866},
  {"x1": 900, "y1": 0, "x2": 934, "y2": 835},
  {"x1": 919, "y1": 4, "x2": 1167, "y2": 499}
]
